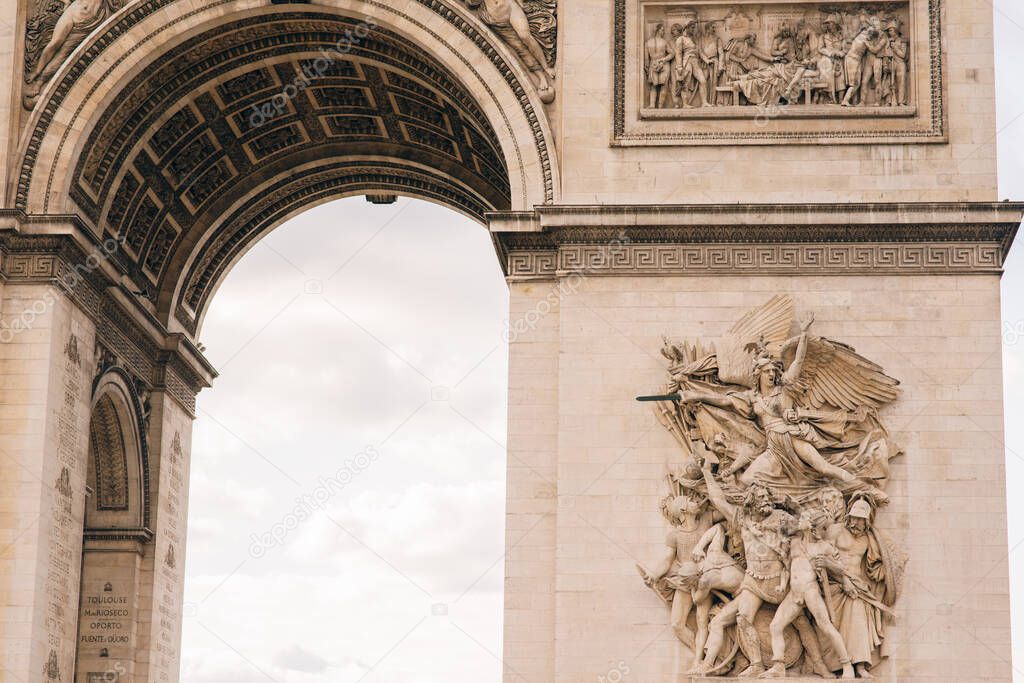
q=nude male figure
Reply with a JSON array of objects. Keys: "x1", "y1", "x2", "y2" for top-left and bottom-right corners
[
  {"x1": 467, "y1": 0, "x2": 556, "y2": 102},
  {"x1": 692, "y1": 459, "x2": 832, "y2": 678},
  {"x1": 763, "y1": 511, "x2": 855, "y2": 679},
  {"x1": 29, "y1": 0, "x2": 107, "y2": 84},
  {"x1": 637, "y1": 494, "x2": 712, "y2": 647}
]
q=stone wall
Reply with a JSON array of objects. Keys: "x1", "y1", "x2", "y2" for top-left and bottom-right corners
[
  {"x1": 0, "y1": 284, "x2": 96, "y2": 683},
  {"x1": 558, "y1": 0, "x2": 998, "y2": 203},
  {"x1": 501, "y1": 271, "x2": 1011, "y2": 681}
]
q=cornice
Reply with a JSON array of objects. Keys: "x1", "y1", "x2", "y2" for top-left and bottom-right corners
[
  {"x1": 0, "y1": 228, "x2": 216, "y2": 412},
  {"x1": 489, "y1": 202, "x2": 1024, "y2": 279}
]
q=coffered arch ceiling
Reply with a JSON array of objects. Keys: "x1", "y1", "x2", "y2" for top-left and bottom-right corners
[{"x1": 16, "y1": 3, "x2": 558, "y2": 335}]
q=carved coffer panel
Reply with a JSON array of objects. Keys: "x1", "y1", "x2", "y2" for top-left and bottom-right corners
[{"x1": 614, "y1": 0, "x2": 942, "y2": 145}]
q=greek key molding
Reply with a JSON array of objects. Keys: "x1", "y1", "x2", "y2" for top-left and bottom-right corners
[
  {"x1": 0, "y1": 231, "x2": 211, "y2": 414},
  {"x1": 506, "y1": 242, "x2": 1004, "y2": 278}
]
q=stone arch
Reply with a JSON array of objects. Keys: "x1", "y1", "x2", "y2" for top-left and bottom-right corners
[
  {"x1": 12, "y1": 0, "x2": 559, "y2": 332},
  {"x1": 86, "y1": 367, "x2": 150, "y2": 537}
]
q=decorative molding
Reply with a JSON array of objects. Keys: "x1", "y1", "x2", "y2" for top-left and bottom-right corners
[
  {"x1": 0, "y1": 231, "x2": 212, "y2": 415},
  {"x1": 613, "y1": 0, "x2": 945, "y2": 145},
  {"x1": 495, "y1": 202, "x2": 1023, "y2": 277},
  {"x1": 507, "y1": 251, "x2": 559, "y2": 279},
  {"x1": 506, "y1": 243, "x2": 1004, "y2": 278}
]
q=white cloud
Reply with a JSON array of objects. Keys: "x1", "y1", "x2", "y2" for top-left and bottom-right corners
[{"x1": 184, "y1": 198, "x2": 508, "y2": 683}]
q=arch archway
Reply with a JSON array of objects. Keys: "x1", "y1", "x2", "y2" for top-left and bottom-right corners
[
  {"x1": 3, "y1": 3, "x2": 560, "y2": 680},
  {"x1": 78, "y1": 368, "x2": 152, "y2": 681},
  {"x1": 86, "y1": 368, "x2": 150, "y2": 534},
  {"x1": 12, "y1": 0, "x2": 558, "y2": 334}
]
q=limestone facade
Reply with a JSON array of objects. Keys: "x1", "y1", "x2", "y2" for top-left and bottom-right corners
[{"x1": 0, "y1": 0, "x2": 1020, "y2": 682}]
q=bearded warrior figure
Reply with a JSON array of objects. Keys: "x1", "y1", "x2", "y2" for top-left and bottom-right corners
[{"x1": 638, "y1": 295, "x2": 907, "y2": 678}]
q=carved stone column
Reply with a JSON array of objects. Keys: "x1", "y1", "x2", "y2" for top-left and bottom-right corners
[
  {"x1": 491, "y1": 201, "x2": 1024, "y2": 682},
  {"x1": 0, "y1": 227, "x2": 213, "y2": 683}
]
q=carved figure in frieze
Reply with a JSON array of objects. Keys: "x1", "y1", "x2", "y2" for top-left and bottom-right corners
[
  {"x1": 671, "y1": 20, "x2": 712, "y2": 108},
  {"x1": 637, "y1": 294, "x2": 905, "y2": 677},
  {"x1": 672, "y1": 315, "x2": 895, "y2": 502},
  {"x1": 729, "y1": 25, "x2": 810, "y2": 106},
  {"x1": 881, "y1": 19, "x2": 909, "y2": 106},
  {"x1": 793, "y1": 17, "x2": 840, "y2": 104},
  {"x1": 764, "y1": 510, "x2": 855, "y2": 678},
  {"x1": 841, "y1": 26, "x2": 887, "y2": 106},
  {"x1": 646, "y1": 22, "x2": 675, "y2": 108},
  {"x1": 692, "y1": 464, "x2": 834, "y2": 678},
  {"x1": 637, "y1": 491, "x2": 714, "y2": 646},
  {"x1": 816, "y1": 13, "x2": 849, "y2": 103},
  {"x1": 688, "y1": 521, "x2": 745, "y2": 659},
  {"x1": 465, "y1": 0, "x2": 557, "y2": 103},
  {"x1": 23, "y1": 0, "x2": 123, "y2": 109},
  {"x1": 696, "y1": 21, "x2": 726, "y2": 105},
  {"x1": 722, "y1": 34, "x2": 772, "y2": 89},
  {"x1": 823, "y1": 498, "x2": 906, "y2": 678}
]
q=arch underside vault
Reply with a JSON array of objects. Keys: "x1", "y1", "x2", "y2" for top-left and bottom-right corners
[{"x1": 59, "y1": 11, "x2": 521, "y2": 334}]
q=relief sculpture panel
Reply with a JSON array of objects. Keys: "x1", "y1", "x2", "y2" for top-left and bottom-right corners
[
  {"x1": 641, "y1": 3, "x2": 911, "y2": 113},
  {"x1": 615, "y1": 0, "x2": 942, "y2": 145},
  {"x1": 23, "y1": 0, "x2": 125, "y2": 110},
  {"x1": 636, "y1": 295, "x2": 907, "y2": 678}
]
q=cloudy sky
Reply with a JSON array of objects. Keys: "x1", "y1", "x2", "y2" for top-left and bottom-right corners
[{"x1": 180, "y1": 5, "x2": 1024, "y2": 682}]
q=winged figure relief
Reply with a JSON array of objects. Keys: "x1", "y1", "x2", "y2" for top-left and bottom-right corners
[
  {"x1": 522, "y1": 0, "x2": 557, "y2": 68},
  {"x1": 646, "y1": 294, "x2": 901, "y2": 502},
  {"x1": 636, "y1": 295, "x2": 907, "y2": 678}
]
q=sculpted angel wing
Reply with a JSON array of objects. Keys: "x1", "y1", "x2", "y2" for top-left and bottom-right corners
[
  {"x1": 522, "y1": 0, "x2": 558, "y2": 67},
  {"x1": 716, "y1": 294, "x2": 794, "y2": 386},
  {"x1": 782, "y1": 336, "x2": 900, "y2": 411}
]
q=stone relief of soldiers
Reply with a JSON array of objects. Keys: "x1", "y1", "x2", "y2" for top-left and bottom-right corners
[
  {"x1": 670, "y1": 20, "x2": 712, "y2": 108},
  {"x1": 637, "y1": 295, "x2": 907, "y2": 678},
  {"x1": 643, "y1": 3, "x2": 911, "y2": 110},
  {"x1": 646, "y1": 22, "x2": 676, "y2": 108}
]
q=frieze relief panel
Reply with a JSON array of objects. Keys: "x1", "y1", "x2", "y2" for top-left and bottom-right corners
[
  {"x1": 615, "y1": 0, "x2": 943, "y2": 144},
  {"x1": 636, "y1": 295, "x2": 907, "y2": 678}
]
